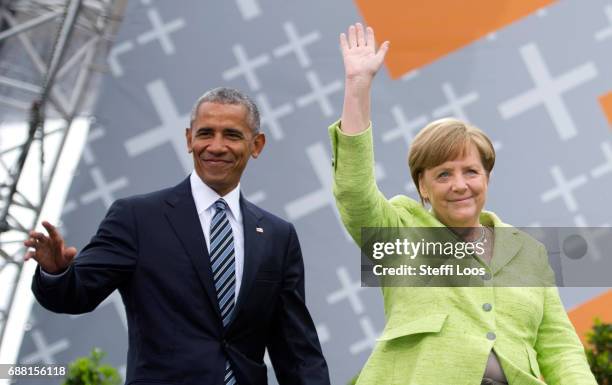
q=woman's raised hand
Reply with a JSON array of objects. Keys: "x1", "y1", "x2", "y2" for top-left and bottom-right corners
[
  {"x1": 340, "y1": 23, "x2": 389, "y2": 83},
  {"x1": 338, "y1": 23, "x2": 389, "y2": 134}
]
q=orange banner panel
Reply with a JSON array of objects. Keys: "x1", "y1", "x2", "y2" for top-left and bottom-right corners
[
  {"x1": 599, "y1": 91, "x2": 612, "y2": 128},
  {"x1": 568, "y1": 289, "x2": 612, "y2": 345},
  {"x1": 354, "y1": 0, "x2": 557, "y2": 78}
]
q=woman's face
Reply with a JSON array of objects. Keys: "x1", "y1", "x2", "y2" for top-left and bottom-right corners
[{"x1": 418, "y1": 143, "x2": 489, "y2": 228}]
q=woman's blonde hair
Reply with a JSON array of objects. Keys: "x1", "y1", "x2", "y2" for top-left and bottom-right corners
[{"x1": 408, "y1": 118, "x2": 495, "y2": 204}]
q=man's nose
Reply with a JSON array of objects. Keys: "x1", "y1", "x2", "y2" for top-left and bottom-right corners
[{"x1": 207, "y1": 135, "x2": 226, "y2": 152}]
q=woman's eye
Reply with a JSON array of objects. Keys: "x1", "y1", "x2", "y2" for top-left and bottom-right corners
[{"x1": 438, "y1": 171, "x2": 449, "y2": 178}]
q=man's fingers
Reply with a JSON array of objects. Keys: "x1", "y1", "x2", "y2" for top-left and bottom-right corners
[
  {"x1": 29, "y1": 231, "x2": 46, "y2": 242},
  {"x1": 24, "y1": 250, "x2": 36, "y2": 261},
  {"x1": 24, "y1": 238, "x2": 38, "y2": 248},
  {"x1": 65, "y1": 247, "x2": 77, "y2": 260},
  {"x1": 42, "y1": 221, "x2": 59, "y2": 240}
]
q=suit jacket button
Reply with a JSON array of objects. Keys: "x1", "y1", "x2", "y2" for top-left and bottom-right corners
[
  {"x1": 482, "y1": 303, "x2": 492, "y2": 312},
  {"x1": 486, "y1": 332, "x2": 496, "y2": 341}
]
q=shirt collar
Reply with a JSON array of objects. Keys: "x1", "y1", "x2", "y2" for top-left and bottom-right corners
[{"x1": 190, "y1": 171, "x2": 242, "y2": 222}]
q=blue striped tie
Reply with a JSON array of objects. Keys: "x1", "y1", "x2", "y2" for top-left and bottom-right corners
[{"x1": 210, "y1": 199, "x2": 237, "y2": 385}]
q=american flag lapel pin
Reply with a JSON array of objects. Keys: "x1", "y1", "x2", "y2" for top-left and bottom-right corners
[{"x1": 256, "y1": 227, "x2": 264, "y2": 233}]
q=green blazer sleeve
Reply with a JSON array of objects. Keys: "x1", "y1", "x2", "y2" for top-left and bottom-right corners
[{"x1": 536, "y1": 285, "x2": 597, "y2": 384}]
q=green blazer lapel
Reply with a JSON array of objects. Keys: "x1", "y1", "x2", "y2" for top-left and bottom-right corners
[{"x1": 490, "y1": 226, "x2": 523, "y2": 275}]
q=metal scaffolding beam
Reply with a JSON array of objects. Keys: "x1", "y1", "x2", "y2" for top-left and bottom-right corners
[{"x1": 0, "y1": 0, "x2": 127, "y2": 360}]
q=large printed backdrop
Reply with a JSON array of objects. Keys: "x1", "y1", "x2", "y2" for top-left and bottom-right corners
[{"x1": 17, "y1": 1, "x2": 612, "y2": 384}]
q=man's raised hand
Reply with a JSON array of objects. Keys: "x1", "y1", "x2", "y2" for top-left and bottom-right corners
[{"x1": 24, "y1": 221, "x2": 77, "y2": 274}]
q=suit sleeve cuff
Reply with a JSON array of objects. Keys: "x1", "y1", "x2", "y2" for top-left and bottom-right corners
[{"x1": 39, "y1": 265, "x2": 70, "y2": 281}]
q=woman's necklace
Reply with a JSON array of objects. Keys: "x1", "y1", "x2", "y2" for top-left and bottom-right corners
[{"x1": 470, "y1": 226, "x2": 486, "y2": 244}]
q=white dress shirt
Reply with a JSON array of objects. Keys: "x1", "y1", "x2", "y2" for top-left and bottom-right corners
[{"x1": 190, "y1": 172, "x2": 244, "y2": 298}]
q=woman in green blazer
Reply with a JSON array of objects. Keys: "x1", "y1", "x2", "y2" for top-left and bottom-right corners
[{"x1": 331, "y1": 23, "x2": 597, "y2": 385}]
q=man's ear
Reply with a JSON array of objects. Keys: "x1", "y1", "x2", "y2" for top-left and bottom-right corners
[
  {"x1": 250, "y1": 132, "x2": 266, "y2": 158},
  {"x1": 185, "y1": 127, "x2": 193, "y2": 153}
]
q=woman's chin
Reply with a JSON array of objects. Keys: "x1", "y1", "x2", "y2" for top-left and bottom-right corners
[{"x1": 448, "y1": 211, "x2": 479, "y2": 226}]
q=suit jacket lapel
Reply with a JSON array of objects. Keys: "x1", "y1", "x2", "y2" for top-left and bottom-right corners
[
  {"x1": 491, "y1": 226, "x2": 523, "y2": 275},
  {"x1": 164, "y1": 178, "x2": 222, "y2": 320},
  {"x1": 229, "y1": 196, "x2": 265, "y2": 327}
]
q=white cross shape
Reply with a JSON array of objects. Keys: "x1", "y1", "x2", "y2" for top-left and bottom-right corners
[
  {"x1": 125, "y1": 79, "x2": 192, "y2": 172},
  {"x1": 590, "y1": 142, "x2": 612, "y2": 178},
  {"x1": 349, "y1": 316, "x2": 380, "y2": 355},
  {"x1": 82, "y1": 126, "x2": 106, "y2": 165},
  {"x1": 401, "y1": 70, "x2": 419, "y2": 82},
  {"x1": 316, "y1": 323, "x2": 330, "y2": 344},
  {"x1": 498, "y1": 43, "x2": 598, "y2": 141},
  {"x1": 256, "y1": 93, "x2": 293, "y2": 140},
  {"x1": 21, "y1": 330, "x2": 70, "y2": 364},
  {"x1": 273, "y1": 21, "x2": 321, "y2": 68},
  {"x1": 573, "y1": 215, "x2": 610, "y2": 262},
  {"x1": 80, "y1": 167, "x2": 129, "y2": 208},
  {"x1": 595, "y1": 5, "x2": 612, "y2": 42},
  {"x1": 284, "y1": 142, "x2": 385, "y2": 241},
  {"x1": 245, "y1": 190, "x2": 266, "y2": 204},
  {"x1": 404, "y1": 181, "x2": 418, "y2": 196},
  {"x1": 432, "y1": 82, "x2": 479, "y2": 122},
  {"x1": 62, "y1": 200, "x2": 78, "y2": 215},
  {"x1": 235, "y1": 0, "x2": 261, "y2": 20},
  {"x1": 296, "y1": 70, "x2": 342, "y2": 117},
  {"x1": 118, "y1": 365, "x2": 127, "y2": 383},
  {"x1": 100, "y1": 290, "x2": 128, "y2": 331},
  {"x1": 108, "y1": 41, "x2": 134, "y2": 77},
  {"x1": 326, "y1": 266, "x2": 365, "y2": 315},
  {"x1": 381, "y1": 105, "x2": 427, "y2": 147},
  {"x1": 540, "y1": 166, "x2": 587, "y2": 212},
  {"x1": 222, "y1": 45, "x2": 270, "y2": 91},
  {"x1": 136, "y1": 8, "x2": 185, "y2": 55}
]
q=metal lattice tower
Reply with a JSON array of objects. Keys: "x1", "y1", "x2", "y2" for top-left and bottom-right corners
[{"x1": 0, "y1": 0, "x2": 127, "y2": 355}]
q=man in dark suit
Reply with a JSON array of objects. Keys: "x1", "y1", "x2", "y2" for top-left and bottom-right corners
[{"x1": 25, "y1": 88, "x2": 330, "y2": 385}]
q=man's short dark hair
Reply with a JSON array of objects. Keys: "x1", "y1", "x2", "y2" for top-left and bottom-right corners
[{"x1": 189, "y1": 87, "x2": 260, "y2": 133}]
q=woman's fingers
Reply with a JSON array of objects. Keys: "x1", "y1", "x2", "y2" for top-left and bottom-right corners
[
  {"x1": 340, "y1": 33, "x2": 349, "y2": 53},
  {"x1": 348, "y1": 24, "x2": 357, "y2": 48},
  {"x1": 366, "y1": 26, "x2": 375, "y2": 48},
  {"x1": 356, "y1": 23, "x2": 365, "y2": 47},
  {"x1": 376, "y1": 41, "x2": 390, "y2": 63}
]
